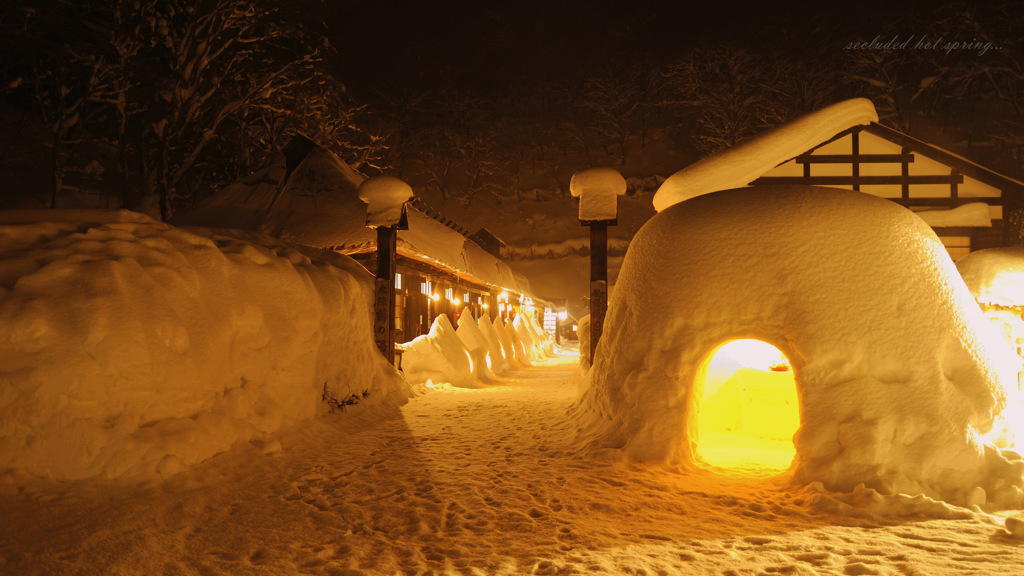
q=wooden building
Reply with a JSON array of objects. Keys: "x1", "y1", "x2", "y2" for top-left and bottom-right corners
[
  {"x1": 655, "y1": 98, "x2": 1024, "y2": 260},
  {"x1": 171, "y1": 137, "x2": 538, "y2": 344}
]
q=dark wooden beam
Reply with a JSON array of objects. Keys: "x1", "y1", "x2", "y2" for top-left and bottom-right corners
[
  {"x1": 795, "y1": 153, "x2": 915, "y2": 164},
  {"x1": 901, "y1": 146, "x2": 911, "y2": 200},
  {"x1": 893, "y1": 198, "x2": 1003, "y2": 207},
  {"x1": 589, "y1": 222, "x2": 608, "y2": 361},
  {"x1": 864, "y1": 123, "x2": 1024, "y2": 195},
  {"x1": 374, "y1": 226, "x2": 398, "y2": 364},
  {"x1": 851, "y1": 132, "x2": 860, "y2": 191},
  {"x1": 752, "y1": 175, "x2": 964, "y2": 186}
]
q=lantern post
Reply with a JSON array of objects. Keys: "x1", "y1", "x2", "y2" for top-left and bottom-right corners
[
  {"x1": 358, "y1": 176, "x2": 413, "y2": 364},
  {"x1": 570, "y1": 168, "x2": 626, "y2": 361}
]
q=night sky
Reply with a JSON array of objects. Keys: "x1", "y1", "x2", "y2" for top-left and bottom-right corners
[{"x1": 328, "y1": 0, "x2": 916, "y2": 100}]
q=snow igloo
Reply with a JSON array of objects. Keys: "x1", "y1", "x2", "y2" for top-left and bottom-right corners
[{"x1": 575, "y1": 185, "x2": 1024, "y2": 507}]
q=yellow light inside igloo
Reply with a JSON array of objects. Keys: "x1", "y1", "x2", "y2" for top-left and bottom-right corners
[{"x1": 696, "y1": 339, "x2": 799, "y2": 471}]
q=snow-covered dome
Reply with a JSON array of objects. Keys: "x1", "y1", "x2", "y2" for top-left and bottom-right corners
[{"x1": 574, "y1": 185, "x2": 1023, "y2": 507}]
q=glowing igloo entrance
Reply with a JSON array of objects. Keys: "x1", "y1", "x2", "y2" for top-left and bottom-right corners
[{"x1": 696, "y1": 340, "x2": 799, "y2": 471}]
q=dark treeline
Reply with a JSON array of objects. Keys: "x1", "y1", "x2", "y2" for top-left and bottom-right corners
[{"x1": 1, "y1": 0, "x2": 1022, "y2": 240}]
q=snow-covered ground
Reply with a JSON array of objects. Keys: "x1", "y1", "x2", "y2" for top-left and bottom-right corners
[
  {"x1": 2, "y1": 199, "x2": 1023, "y2": 575},
  {"x1": 2, "y1": 355, "x2": 1023, "y2": 575}
]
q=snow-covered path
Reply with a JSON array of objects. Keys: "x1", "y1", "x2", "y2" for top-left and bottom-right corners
[{"x1": 2, "y1": 353, "x2": 1023, "y2": 575}]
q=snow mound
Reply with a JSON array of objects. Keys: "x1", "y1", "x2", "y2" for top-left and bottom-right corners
[
  {"x1": 456, "y1": 307, "x2": 496, "y2": 382},
  {"x1": 526, "y1": 314, "x2": 554, "y2": 357},
  {"x1": 400, "y1": 314, "x2": 476, "y2": 388},
  {"x1": 358, "y1": 175, "x2": 413, "y2": 228},
  {"x1": 653, "y1": 98, "x2": 878, "y2": 212},
  {"x1": 956, "y1": 247, "x2": 1024, "y2": 308},
  {"x1": 492, "y1": 316, "x2": 522, "y2": 369},
  {"x1": 570, "y1": 167, "x2": 627, "y2": 221},
  {"x1": 574, "y1": 186, "x2": 1023, "y2": 508},
  {"x1": 478, "y1": 315, "x2": 511, "y2": 373},
  {"x1": 0, "y1": 210, "x2": 408, "y2": 480}
]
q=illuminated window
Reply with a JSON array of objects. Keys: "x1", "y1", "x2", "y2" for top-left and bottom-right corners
[
  {"x1": 395, "y1": 273, "x2": 402, "y2": 290},
  {"x1": 445, "y1": 287, "x2": 454, "y2": 300},
  {"x1": 696, "y1": 339, "x2": 799, "y2": 472},
  {"x1": 420, "y1": 281, "x2": 431, "y2": 295},
  {"x1": 543, "y1": 308, "x2": 557, "y2": 335}
]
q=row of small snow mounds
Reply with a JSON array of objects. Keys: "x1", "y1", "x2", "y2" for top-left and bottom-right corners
[
  {"x1": 0, "y1": 210, "x2": 408, "y2": 480},
  {"x1": 399, "y1": 307, "x2": 554, "y2": 389}
]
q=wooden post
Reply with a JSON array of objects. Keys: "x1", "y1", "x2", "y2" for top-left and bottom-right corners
[
  {"x1": 358, "y1": 175, "x2": 412, "y2": 365},
  {"x1": 589, "y1": 221, "x2": 608, "y2": 360},
  {"x1": 570, "y1": 167, "x2": 626, "y2": 365},
  {"x1": 374, "y1": 225, "x2": 398, "y2": 364}
]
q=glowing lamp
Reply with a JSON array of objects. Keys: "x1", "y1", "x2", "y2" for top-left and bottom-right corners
[
  {"x1": 452, "y1": 298, "x2": 461, "y2": 306},
  {"x1": 431, "y1": 293, "x2": 440, "y2": 301}
]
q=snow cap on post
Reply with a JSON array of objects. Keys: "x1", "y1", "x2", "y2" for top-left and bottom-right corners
[
  {"x1": 358, "y1": 176, "x2": 414, "y2": 228},
  {"x1": 570, "y1": 167, "x2": 627, "y2": 222}
]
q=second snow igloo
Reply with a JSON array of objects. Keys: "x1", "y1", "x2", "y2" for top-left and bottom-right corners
[{"x1": 575, "y1": 185, "x2": 1023, "y2": 506}]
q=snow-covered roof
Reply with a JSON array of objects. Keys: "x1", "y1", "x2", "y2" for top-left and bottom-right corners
[
  {"x1": 171, "y1": 145, "x2": 523, "y2": 294},
  {"x1": 915, "y1": 203, "x2": 992, "y2": 228},
  {"x1": 653, "y1": 98, "x2": 878, "y2": 212}
]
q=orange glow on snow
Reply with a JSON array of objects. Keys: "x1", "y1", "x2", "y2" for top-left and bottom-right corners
[{"x1": 696, "y1": 339, "x2": 799, "y2": 471}]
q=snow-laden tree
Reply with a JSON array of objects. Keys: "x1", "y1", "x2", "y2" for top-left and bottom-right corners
[
  {"x1": 2, "y1": 0, "x2": 380, "y2": 218},
  {"x1": 578, "y1": 65, "x2": 651, "y2": 165},
  {"x1": 121, "y1": 0, "x2": 328, "y2": 217},
  {"x1": 660, "y1": 46, "x2": 794, "y2": 156}
]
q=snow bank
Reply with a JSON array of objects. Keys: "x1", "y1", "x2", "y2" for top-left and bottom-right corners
[
  {"x1": 506, "y1": 236, "x2": 631, "y2": 260},
  {"x1": 653, "y1": 98, "x2": 878, "y2": 212},
  {"x1": 574, "y1": 186, "x2": 1024, "y2": 508},
  {"x1": 399, "y1": 314, "x2": 476, "y2": 388},
  {"x1": 0, "y1": 210, "x2": 408, "y2": 480},
  {"x1": 577, "y1": 314, "x2": 591, "y2": 370},
  {"x1": 570, "y1": 167, "x2": 627, "y2": 221}
]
